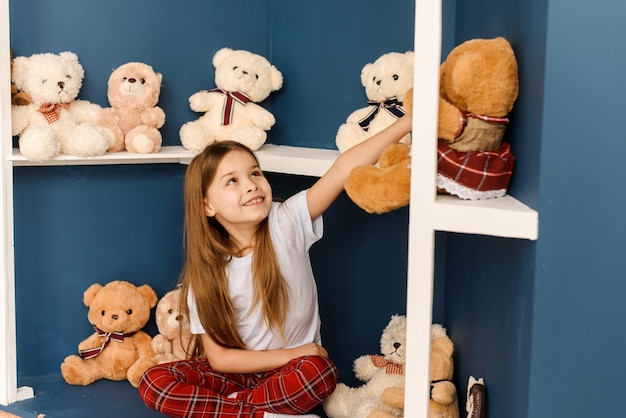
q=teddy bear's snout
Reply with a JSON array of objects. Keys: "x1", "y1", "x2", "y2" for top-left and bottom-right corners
[
  {"x1": 57, "y1": 81, "x2": 65, "y2": 89},
  {"x1": 111, "y1": 314, "x2": 119, "y2": 320},
  {"x1": 394, "y1": 342, "x2": 401, "y2": 350}
]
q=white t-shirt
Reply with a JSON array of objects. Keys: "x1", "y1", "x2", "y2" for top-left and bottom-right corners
[{"x1": 188, "y1": 189, "x2": 323, "y2": 350}]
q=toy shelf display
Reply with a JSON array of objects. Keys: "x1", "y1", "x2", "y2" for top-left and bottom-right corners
[{"x1": 0, "y1": 1, "x2": 538, "y2": 417}]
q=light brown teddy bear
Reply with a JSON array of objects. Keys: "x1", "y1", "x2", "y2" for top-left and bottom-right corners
[
  {"x1": 345, "y1": 37, "x2": 519, "y2": 213},
  {"x1": 60, "y1": 280, "x2": 158, "y2": 388},
  {"x1": 369, "y1": 324, "x2": 459, "y2": 418},
  {"x1": 97, "y1": 62, "x2": 165, "y2": 154},
  {"x1": 10, "y1": 49, "x2": 32, "y2": 106},
  {"x1": 152, "y1": 288, "x2": 195, "y2": 364}
]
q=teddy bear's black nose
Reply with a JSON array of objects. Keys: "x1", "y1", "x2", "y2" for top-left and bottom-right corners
[
  {"x1": 176, "y1": 314, "x2": 183, "y2": 322},
  {"x1": 112, "y1": 314, "x2": 119, "y2": 320},
  {"x1": 394, "y1": 342, "x2": 401, "y2": 349},
  {"x1": 128, "y1": 78, "x2": 136, "y2": 83},
  {"x1": 58, "y1": 81, "x2": 64, "y2": 89}
]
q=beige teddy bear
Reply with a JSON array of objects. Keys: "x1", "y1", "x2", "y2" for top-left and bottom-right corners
[
  {"x1": 152, "y1": 288, "x2": 195, "y2": 364},
  {"x1": 179, "y1": 47, "x2": 283, "y2": 152},
  {"x1": 369, "y1": 324, "x2": 459, "y2": 418},
  {"x1": 11, "y1": 51, "x2": 112, "y2": 162},
  {"x1": 335, "y1": 51, "x2": 414, "y2": 154},
  {"x1": 60, "y1": 280, "x2": 158, "y2": 388},
  {"x1": 97, "y1": 61, "x2": 165, "y2": 154},
  {"x1": 324, "y1": 315, "x2": 407, "y2": 418}
]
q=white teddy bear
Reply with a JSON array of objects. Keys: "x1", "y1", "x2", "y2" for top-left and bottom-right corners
[
  {"x1": 179, "y1": 47, "x2": 283, "y2": 152},
  {"x1": 11, "y1": 51, "x2": 112, "y2": 162},
  {"x1": 335, "y1": 51, "x2": 414, "y2": 154},
  {"x1": 324, "y1": 314, "x2": 407, "y2": 418}
]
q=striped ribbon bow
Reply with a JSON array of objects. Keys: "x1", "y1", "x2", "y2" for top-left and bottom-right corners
[
  {"x1": 358, "y1": 97, "x2": 406, "y2": 131},
  {"x1": 78, "y1": 325, "x2": 136, "y2": 360},
  {"x1": 38, "y1": 102, "x2": 70, "y2": 124},
  {"x1": 209, "y1": 88, "x2": 251, "y2": 125},
  {"x1": 370, "y1": 354, "x2": 404, "y2": 375}
]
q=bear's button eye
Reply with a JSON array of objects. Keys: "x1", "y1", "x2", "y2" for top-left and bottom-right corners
[
  {"x1": 393, "y1": 74, "x2": 399, "y2": 81},
  {"x1": 233, "y1": 66, "x2": 238, "y2": 71},
  {"x1": 42, "y1": 79, "x2": 48, "y2": 84},
  {"x1": 66, "y1": 75, "x2": 72, "y2": 79},
  {"x1": 101, "y1": 310, "x2": 106, "y2": 316},
  {"x1": 126, "y1": 309, "x2": 133, "y2": 315},
  {"x1": 372, "y1": 76, "x2": 377, "y2": 82},
  {"x1": 168, "y1": 309, "x2": 173, "y2": 314},
  {"x1": 122, "y1": 77, "x2": 128, "y2": 81},
  {"x1": 255, "y1": 74, "x2": 259, "y2": 80},
  {"x1": 140, "y1": 78, "x2": 146, "y2": 84}
]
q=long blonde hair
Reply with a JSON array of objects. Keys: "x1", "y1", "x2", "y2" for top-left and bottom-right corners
[{"x1": 180, "y1": 141, "x2": 288, "y2": 353}]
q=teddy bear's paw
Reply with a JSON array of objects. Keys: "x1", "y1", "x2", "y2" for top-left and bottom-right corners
[
  {"x1": 18, "y1": 126, "x2": 61, "y2": 162},
  {"x1": 128, "y1": 357, "x2": 158, "y2": 388},
  {"x1": 60, "y1": 124, "x2": 109, "y2": 158},
  {"x1": 60, "y1": 355, "x2": 95, "y2": 386},
  {"x1": 180, "y1": 121, "x2": 214, "y2": 152},
  {"x1": 188, "y1": 91, "x2": 214, "y2": 112},
  {"x1": 378, "y1": 144, "x2": 411, "y2": 169},
  {"x1": 126, "y1": 126, "x2": 162, "y2": 154},
  {"x1": 335, "y1": 123, "x2": 368, "y2": 154},
  {"x1": 345, "y1": 162, "x2": 411, "y2": 214},
  {"x1": 232, "y1": 126, "x2": 267, "y2": 151},
  {"x1": 431, "y1": 381, "x2": 457, "y2": 405},
  {"x1": 323, "y1": 383, "x2": 355, "y2": 418},
  {"x1": 100, "y1": 123, "x2": 125, "y2": 153}
]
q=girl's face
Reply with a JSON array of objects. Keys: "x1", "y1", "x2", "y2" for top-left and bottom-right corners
[{"x1": 203, "y1": 150, "x2": 272, "y2": 231}]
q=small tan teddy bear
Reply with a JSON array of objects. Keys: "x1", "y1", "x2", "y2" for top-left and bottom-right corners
[
  {"x1": 60, "y1": 280, "x2": 158, "y2": 388},
  {"x1": 152, "y1": 288, "x2": 195, "y2": 364}
]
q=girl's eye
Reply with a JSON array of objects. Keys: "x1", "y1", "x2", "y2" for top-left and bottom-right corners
[
  {"x1": 227, "y1": 177, "x2": 237, "y2": 185},
  {"x1": 251, "y1": 170, "x2": 261, "y2": 177}
]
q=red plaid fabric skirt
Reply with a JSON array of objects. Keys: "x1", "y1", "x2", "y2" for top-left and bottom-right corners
[
  {"x1": 139, "y1": 356, "x2": 337, "y2": 418},
  {"x1": 437, "y1": 139, "x2": 515, "y2": 200}
]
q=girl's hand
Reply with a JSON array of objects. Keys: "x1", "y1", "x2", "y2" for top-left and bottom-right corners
[{"x1": 288, "y1": 342, "x2": 328, "y2": 359}]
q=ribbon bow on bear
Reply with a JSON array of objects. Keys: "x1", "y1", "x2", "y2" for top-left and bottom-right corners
[
  {"x1": 209, "y1": 88, "x2": 251, "y2": 126},
  {"x1": 370, "y1": 354, "x2": 404, "y2": 375},
  {"x1": 38, "y1": 102, "x2": 71, "y2": 124},
  {"x1": 358, "y1": 97, "x2": 406, "y2": 131},
  {"x1": 78, "y1": 325, "x2": 137, "y2": 360}
]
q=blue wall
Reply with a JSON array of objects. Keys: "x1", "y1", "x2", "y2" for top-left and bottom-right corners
[{"x1": 9, "y1": 0, "x2": 419, "y2": 388}]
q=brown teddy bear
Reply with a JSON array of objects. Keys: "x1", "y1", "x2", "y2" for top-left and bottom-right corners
[
  {"x1": 10, "y1": 49, "x2": 32, "y2": 106},
  {"x1": 368, "y1": 324, "x2": 459, "y2": 418},
  {"x1": 151, "y1": 287, "x2": 195, "y2": 364},
  {"x1": 60, "y1": 280, "x2": 158, "y2": 388},
  {"x1": 345, "y1": 37, "x2": 519, "y2": 213},
  {"x1": 97, "y1": 61, "x2": 165, "y2": 154}
]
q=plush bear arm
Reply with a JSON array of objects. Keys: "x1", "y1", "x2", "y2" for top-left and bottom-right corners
[
  {"x1": 140, "y1": 106, "x2": 166, "y2": 129},
  {"x1": 431, "y1": 380, "x2": 458, "y2": 405},
  {"x1": 188, "y1": 91, "x2": 220, "y2": 112},
  {"x1": 134, "y1": 331, "x2": 156, "y2": 358},
  {"x1": 97, "y1": 107, "x2": 121, "y2": 127},
  {"x1": 151, "y1": 334, "x2": 173, "y2": 354},
  {"x1": 246, "y1": 103, "x2": 276, "y2": 130},
  {"x1": 11, "y1": 104, "x2": 32, "y2": 135},
  {"x1": 381, "y1": 386, "x2": 405, "y2": 409},
  {"x1": 76, "y1": 332, "x2": 104, "y2": 352},
  {"x1": 353, "y1": 354, "x2": 378, "y2": 382},
  {"x1": 70, "y1": 100, "x2": 104, "y2": 124},
  {"x1": 438, "y1": 96, "x2": 463, "y2": 142},
  {"x1": 345, "y1": 106, "x2": 375, "y2": 124}
]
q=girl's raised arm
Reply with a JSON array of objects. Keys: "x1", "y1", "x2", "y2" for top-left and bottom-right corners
[{"x1": 306, "y1": 115, "x2": 412, "y2": 219}]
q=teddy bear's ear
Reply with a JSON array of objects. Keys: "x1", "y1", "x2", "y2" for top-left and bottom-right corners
[
  {"x1": 83, "y1": 283, "x2": 103, "y2": 307},
  {"x1": 213, "y1": 47, "x2": 234, "y2": 68},
  {"x1": 269, "y1": 65, "x2": 283, "y2": 91},
  {"x1": 59, "y1": 51, "x2": 79, "y2": 65},
  {"x1": 11, "y1": 56, "x2": 28, "y2": 90},
  {"x1": 138, "y1": 284, "x2": 159, "y2": 308},
  {"x1": 360, "y1": 63, "x2": 373, "y2": 87}
]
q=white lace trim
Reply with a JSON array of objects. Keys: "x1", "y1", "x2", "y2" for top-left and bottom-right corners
[{"x1": 436, "y1": 173, "x2": 507, "y2": 200}]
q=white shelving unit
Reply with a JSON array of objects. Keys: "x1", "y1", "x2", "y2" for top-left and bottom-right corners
[{"x1": 0, "y1": 0, "x2": 538, "y2": 415}]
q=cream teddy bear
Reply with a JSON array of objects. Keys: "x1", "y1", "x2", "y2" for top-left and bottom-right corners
[
  {"x1": 324, "y1": 315, "x2": 407, "y2": 418},
  {"x1": 152, "y1": 288, "x2": 195, "y2": 364},
  {"x1": 335, "y1": 51, "x2": 414, "y2": 154},
  {"x1": 179, "y1": 47, "x2": 283, "y2": 152},
  {"x1": 60, "y1": 280, "x2": 158, "y2": 388},
  {"x1": 97, "y1": 61, "x2": 165, "y2": 154},
  {"x1": 11, "y1": 51, "x2": 112, "y2": 162}
]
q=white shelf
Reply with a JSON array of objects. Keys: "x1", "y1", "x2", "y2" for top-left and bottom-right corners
[{"x1": 9, "y1": 144, "x2": 339, "y2": 177}]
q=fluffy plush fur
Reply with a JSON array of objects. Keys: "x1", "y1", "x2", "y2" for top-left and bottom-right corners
[
  {"x1": 98, "y1": 61, "x2": 165, "y2": 153},
  {"x1": 60, "y1": 280, "x2": 158, "y2": 388},
  {"x1": 10, "y1": 49, "x2": 32, "y2": 106},
  {"x1": 324, "y1": 315, "x2": 407, "y2": 418},
  {"x1": 179, "y1": 47, "x2": 283, "y2": 152},
  {"x1": 335, "y1": 51, "x2": 413, "y2": 154},
  {"x1": 11, "y1": 51, "x2": 112, "y2": 162},
  {"x1": 369, "y1": 324, "x2": 459, "y2": 418},
  {"x1": 151, "y1": 288, "x2": 194, "y2": 364},
  {"x1": 345, "y1": 37, "x2": 519, "y2": 212}
]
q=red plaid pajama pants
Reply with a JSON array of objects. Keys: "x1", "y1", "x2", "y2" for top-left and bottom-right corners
[{"x1": 139, "y1": 355, "x2": 338, "y2": 417}]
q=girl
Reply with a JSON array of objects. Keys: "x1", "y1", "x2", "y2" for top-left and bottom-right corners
[{"x1": 139, "y1": 115, "x2": 412, "y2": 418}]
